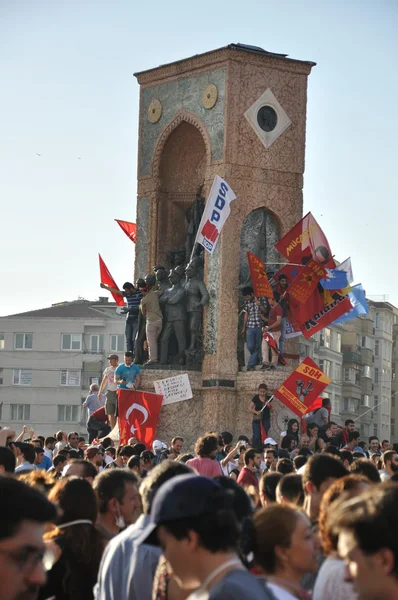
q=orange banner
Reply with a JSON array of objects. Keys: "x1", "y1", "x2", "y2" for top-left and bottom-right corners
[{"x1": 247, "y1": 252, "x2": 274, "y2": 298}]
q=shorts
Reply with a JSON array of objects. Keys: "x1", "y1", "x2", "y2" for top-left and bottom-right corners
[{"x1": 105, "y1": 390, "x2": 118, "y2": 415}]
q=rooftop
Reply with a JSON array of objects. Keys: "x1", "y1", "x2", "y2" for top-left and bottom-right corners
[
  {"x1": 3, "y1": 298, "x2": 120, "y2": 319},
  {"x1": 134, "y1": 42, "x2": 315, "y2": 78}
]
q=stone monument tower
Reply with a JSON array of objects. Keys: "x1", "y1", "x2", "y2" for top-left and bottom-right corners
[{"x1": 134, "y1": 44, "x2": 315, "y2": 445}]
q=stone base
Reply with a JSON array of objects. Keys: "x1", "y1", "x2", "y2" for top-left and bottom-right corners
[{"x1": 140, "y1": 365, "x2": 298, "y2": 451}]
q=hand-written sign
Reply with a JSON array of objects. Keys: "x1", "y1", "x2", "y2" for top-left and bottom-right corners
[{"x1": 153, "y1": 373, "x2": 193, "y2": 405}]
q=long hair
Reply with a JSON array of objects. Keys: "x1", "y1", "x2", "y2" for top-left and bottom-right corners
[{"x1": 45, "y1": 477, "x2": 104, "y2": 599}]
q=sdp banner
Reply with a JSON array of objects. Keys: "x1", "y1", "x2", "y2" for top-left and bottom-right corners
[
  {"x1": 274, "y1": 357, "x2": 331, "y2": 417},
  {"x1": 194, "y1": 175, "x2": 236, "y2": 254}
]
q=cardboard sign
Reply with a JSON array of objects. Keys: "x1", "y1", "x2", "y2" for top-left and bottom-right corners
[
  {"x1": 274, "y1": 357, "x2": 331, "y2": 417},
  {"x1": 153, "y1": 373, "x2": 193, "y2": 405}
]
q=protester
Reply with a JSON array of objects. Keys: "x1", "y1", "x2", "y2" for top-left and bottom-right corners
[
  {"x1": 379, "y1": 449, "x2": 398, "y2": 481},
  {"x1": 368, "y1": 435, "x2": 380, "y2": 454},
  {"x1": 276, "y1": 474, "x2": 304, "y2": 506},
  {"x1": 274, "y1": 273, "x2": 289, "y2": 355},
  {"x1": 127, "y1": 455, "x2": 142, "y2": 476},
  {"x1": 115, "y1": 350, "x2": 142, "y2": 390},
  {"x1": 83, "y1": 383, "x2": 103, "y2": 419},
  {"x1": 63, "y1": 459, "x2": 98, "y2": 483},
  {"x1": 241, "y1": 287, "x2": 268, "y2": 370},
  {"x1": 54, "y1": 430, "x2": 68, "y2": 456},
  {"x1": 140, "y1": 450, "x2": 155, "y2": 477},
  {"x1": 330, "y1": 483, "x2": 398, "y2": 600},
  {"x1": 0, "y1": 477, "x2": 57, "y2": 600},
  {"x1": 33, "y1": 446, "x2": 50, "y2": 470},
  {"x1": 39, "y1": 477, "x2": 104, "y2": 600},
  {"x1": 302, "y1": 453, "x2": 348, "y2": 524},
  {"x1": 264, "y1": 447, "x2": 278, "y2": 472},
  {"x1": 66, "y1": 432, "x2": 84, "y2": 458},
  {"x1": 152, "y1": 440, "x2": 167, "y2": 465},
  {"x1": 350, "y1": 457, "x2": 381, "y2": 483},
  {"x1": 105, "y1": 444, "x2": 127, "y2": 469},
  {"x1": 313, "y1": 474, "x2": 370, "y2": 600},
  {"x1": 139, "y1": 281, "x2": 163, "y2": 364},
  {"x1": 160, "y1": 436, "x2": 184, "y2": 461},
  {"x1": 249, "y1": 383, "x2": 273, "y2": 447},
  {"x1": 311, "y1": 398, "x2": 331, "y2": 428},
  {"x1": 252, "y1": 504, "x2": 318, "y2": 599},
  {"x1": 85, "y1": 446, "x2": 105, "y2": 472},
  {"x1": 98, "y1": 354, "x2": 119, "y2": 429},
  {"x1": 139, "y1": 474, "x2": 272, "y2": 599},
  {"x1": 100, "y1": 281, "x2": 142, "y2": 353},
  {"x1": 95, "y1": 460, "x2": 192, "y2": 600},
  {"x1": 237, "y1": 448, "x2": 262, "y2": 489},
  {"x1": 261, "y1": 296, "x2": 283, "y2": 370},
  {"x1": 48, "y1": 454, "x2": 67, "y2": 479},
  {"x1": 87, "y1": 406, "x2": 112, "y2": 443},
  {"x1": 15, "y1": 442, "x2": 37, "y2": 473},
  {"x1": 259, "y1": 472, "x2": 283, "y2": 506},
  {"x1": 94, "y1": 469, "x2": 140, "y2": 540},
  {"x1": 279, "y1": 418, "x2": 300, "y2": 447},
  {"x1": 334, "y1": 419, "x2": 355, "y2": 448},
  {"x1": 186, "y1": 434, "x2": 223, "y2": 478},
  {"x1": 0, "y1": 446, "x2": 16, "y2": 474}
]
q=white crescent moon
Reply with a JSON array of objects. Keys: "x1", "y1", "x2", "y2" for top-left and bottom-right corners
[{"x1": 125, "y1": 403, "x2": 149, "y2": 425}]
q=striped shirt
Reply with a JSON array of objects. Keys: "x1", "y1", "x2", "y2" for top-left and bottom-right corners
[{"x1": 123, "y1": 291, "x2": 142, "y2": 320}]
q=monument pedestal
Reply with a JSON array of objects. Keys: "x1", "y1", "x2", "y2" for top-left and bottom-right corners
[{"x1": 134, "y1": 44, "x2": 314, "y2": 444}]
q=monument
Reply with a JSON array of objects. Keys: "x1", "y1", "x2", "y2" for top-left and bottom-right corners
[{"x1": 133, "y1": 43, "x2": 315, "y2": 446}]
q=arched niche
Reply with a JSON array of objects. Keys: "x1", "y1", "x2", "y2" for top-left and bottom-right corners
[
  {"x1": 239, "y1": 208, "x2": 281, "y2": 286},
  {"x1": 155, "y1": 120, "x2": 208, "y2": 266}
]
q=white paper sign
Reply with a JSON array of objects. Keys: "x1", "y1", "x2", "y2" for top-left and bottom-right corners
[{"x1": 153, "y1": 373, "x2": 193, "y2": 405}]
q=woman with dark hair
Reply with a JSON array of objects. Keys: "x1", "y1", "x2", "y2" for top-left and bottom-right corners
[
  {"x1": 313, "y1": 474, "x2": 370, "y2": 600},
  {"x1": 252, "y1": 504, "x2": 318, "y2": 599},
  {"x1": 185, "y1": 433, "x2": 222, "y2": 478},
  {"x1": 279, "y1": 418, "x2": 300, "y2": 447},
  {"x1": 39, "y1": 477, "x2": 105, "y2": 600}
]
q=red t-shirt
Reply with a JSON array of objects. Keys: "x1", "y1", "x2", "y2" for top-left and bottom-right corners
[
  {"x1": 90, "y1": 407, "x2": 107, "y2": 423},
  {"x1": 269, "y1": 304, "x2": 283, "y2": 331},
  {"x1": 237, "y1": 466, "x2": 259, "y2": 489}
]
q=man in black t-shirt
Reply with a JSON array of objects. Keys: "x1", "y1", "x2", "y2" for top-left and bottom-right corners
[{"x1": 249, "y1": 383, "x2": 273, "y2": 448}]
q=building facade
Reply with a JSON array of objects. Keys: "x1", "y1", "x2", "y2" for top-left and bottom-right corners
[{"x1": 0, "y1": 299, "x2": 125, "y2": 437}]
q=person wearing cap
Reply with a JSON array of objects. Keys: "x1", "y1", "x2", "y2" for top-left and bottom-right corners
[
  {"x1": 98, "y1": 354, "x2": 119, "y2": 429},
  {"x1": 138, "y1": 474, "x2": 273, "y2": 599}
]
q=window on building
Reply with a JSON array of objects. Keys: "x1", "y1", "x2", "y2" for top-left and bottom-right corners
[
  {"x1": 374, "y1": 395, "x2": 379, "y2": 412},
  {"x1": 0, "y1": 368, "x2": 3, "y2": 385},
  {"x1": 374, "y1": 424, "x2": 378, "y2": 437},
  {"x1": 60, "y1": 370, "x2": 81, "y2": 386},
  {"x1": 392, "y1": 396, "x2": 395, "y2": 408},
  {"x1": 335, "y1": 333, "x2": 341, "y2": 353},
  {"x1": 11, "y1": 404, "x2": 30, "y2": 421},
  {"x1": 320, "y1": 329, "x2": 331, "y2": 348},
  {"x1": 110, "y1": 334, "x2": 124, "y2": 353},
  {"x1": 374, "y1": 368, "x2": 379, "y2": 384},
  {"x1": 14, "y1": 333, "x2": 33, "y2": 350},
  {"x1": 61, "y1": 334, "x2": 82, "y2": 351},
  {"x1": 319, "y1": 359, "x2": 331, "y2": 377},
  {"x1": 0, "y1": 334, "x2": 4, "y2": 350},
  {"x1": 90, "y1": 335, "x2": 104, "y2": 353},
  {"x1": 12, "y1": 369, "x2": 32, "y2": 386},
  {"x1": 343, "y1": 397, "x2": 358, "y2": 413},
  {"x1": 392, "y1": 418, "x2": 395, "y2": 437},
  {"x1": 334, "y1": 364, "x2": 342, "y2": 382},
  {"x1": 333, "y1": 396, "x2": 341, "y2": 414},
  {"x1": 375, "y1": 312, "x2": 380, "y2": 329},
  {"x1": 375, "y1": 340, "x2": 379, "y2": 357},
  {"x1": 57, "y1": 405, "x2": 79, "y2": 422}
]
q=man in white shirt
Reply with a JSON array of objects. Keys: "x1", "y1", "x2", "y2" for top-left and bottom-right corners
[
  {"x1": 98, "y1": 354, "x2": 119, "y2": 429},
  {"x1": 378, "y1": 450, "x2": 398, "y2": 481}
]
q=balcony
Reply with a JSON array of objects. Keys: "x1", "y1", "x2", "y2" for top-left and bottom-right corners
[
  {"x1": 361, "y1": 347, "x2": 373, "y2": 366},
  {"x1": 343, "y1": 351, "x2": 362, "y2": 364}
]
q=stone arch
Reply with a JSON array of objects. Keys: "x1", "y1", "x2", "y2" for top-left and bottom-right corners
[
  {"x1": 152, "y1": 110, "x2": 212, "y2": 181},
  {"x1": 151, "y1": 112, "x2": 210, "y2": 267}
]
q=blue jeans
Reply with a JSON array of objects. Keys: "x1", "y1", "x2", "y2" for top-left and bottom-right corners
[
  {"x1": 125, "y1": 319, "x2": 139, "y2": 353},
  {"x1": 246, "y1": 327, "x2": 261, "y2": 367},
  {"x1": 252, "y1": 418, "x2": 271, "y2": 448}
]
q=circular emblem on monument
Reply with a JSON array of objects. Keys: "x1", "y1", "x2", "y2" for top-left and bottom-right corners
[
  {"x1": 257, "y1": 105, "x2": 278, "y2": 132},
  {"x1": 202, "y1": 84, "x2": 218, "y2": 109},
  {"x1": 148, "y1": 99, "x2": 162, "y2": 123}
]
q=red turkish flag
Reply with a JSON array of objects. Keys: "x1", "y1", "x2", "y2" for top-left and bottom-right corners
[
  {"x1": 115, "y1": 220, "x2": 137, "y2": 243},
  {"x1": 98, "y1": 254, "x2": 125, "y2": 307},
  {"x1": 118, "y1": 390, "x2": 163, "y2": 447}
]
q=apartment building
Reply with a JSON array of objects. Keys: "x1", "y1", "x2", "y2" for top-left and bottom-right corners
[{"x1": 0, "y1": 298, "x2": 125, "y2": 437}]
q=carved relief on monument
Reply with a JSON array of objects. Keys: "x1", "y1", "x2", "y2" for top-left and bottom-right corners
[{"x1": 239, "y1": 208, "x2": 280, "y2": 287}]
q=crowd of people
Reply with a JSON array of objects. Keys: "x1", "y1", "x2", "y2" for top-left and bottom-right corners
[{"x1": 2, "y1": 402, "x2": 398, "y2": 600}]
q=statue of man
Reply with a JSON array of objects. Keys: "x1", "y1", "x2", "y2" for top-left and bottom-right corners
[
  {"x1": 159, "y1": 266, "x2": 187, "y2": 365},
  {"x1": 185, "y1": 260, "x2": 209, "y2": 352},
  {"x1": 153, "y1": 266, "x2": 170, "y2": 292}
]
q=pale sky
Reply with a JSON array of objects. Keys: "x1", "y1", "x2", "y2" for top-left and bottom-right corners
[{"x1": 1, "y1": 0, "x2": 397, "y2": 316}]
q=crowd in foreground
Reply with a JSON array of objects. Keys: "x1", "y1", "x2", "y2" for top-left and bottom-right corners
[{"x1": 1, "y1": 415, "x2": 398, "y2": 600}]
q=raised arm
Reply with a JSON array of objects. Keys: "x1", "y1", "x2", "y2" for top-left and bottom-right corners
[{"x1": 100, "y1": 283, "x2": 123, "y2": 296}]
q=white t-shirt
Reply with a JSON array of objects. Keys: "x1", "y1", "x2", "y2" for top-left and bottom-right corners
[
  {"x1": 313, "y1": 556, "x2": 358, "y2": 600},
  {"x1": 103, "y1": 366, "x2": 117, "y2": 392},
  {"x1": 267, "y1": 583, "x2": 298, "y2": 600}
]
